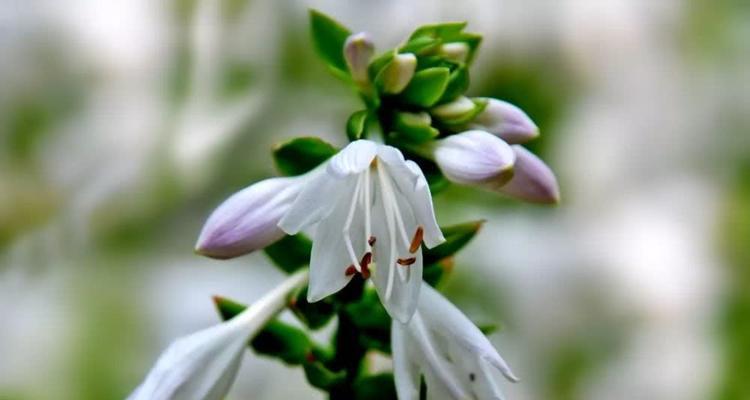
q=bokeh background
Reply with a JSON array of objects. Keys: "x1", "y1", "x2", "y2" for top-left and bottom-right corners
[{"x1": 1, "y1": 0, "x2": 749, "y2": 399}]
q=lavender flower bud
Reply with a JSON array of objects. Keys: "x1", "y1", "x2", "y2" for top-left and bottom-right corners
[
  {"x1": 195, "y1": 176, "x2": 302, "y2": 259},
  {"x1": 379, "y1": 53, "x2": 417, "y2": 94},
  {"x1": 434, "y1": 130, "x2": 516, "y2": 189},
  {"x1": 344, "y1": 32, "x2": 375, "y2": 85},
  {"x1": 500, "y1": 145, "x2": 560, "y2": 204},
  {"x1": 470, "y1": 98, "x2": 539, "y2": 144}
]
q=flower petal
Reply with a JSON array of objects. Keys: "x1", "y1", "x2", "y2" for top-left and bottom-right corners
[
  {"x1": 391, "y1": 322, "x2": 422, "y2": 400},
  {"x1": 327, "y1": 140, "x2": 378, "y2": 178},
  {"x1": 370, "y1": 180, "x2": 423, "y2": 323},
  {"x1": 500, "y1": 145, "x2": 560, "y2": 204},
  {"x1": 196, "y1": 176, "x2": 301, "y2": 259},
  {"x1": 377, "y1": 145, "x2": 445, "y2": 248},
  {"x1": 278, "y1": 167, "x2": 347, "y2": 235},
  {"x1": 306, "y1": 190, "x2": 363, "y2": 302}
]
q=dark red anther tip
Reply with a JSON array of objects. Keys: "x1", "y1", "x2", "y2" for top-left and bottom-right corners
[{"x1": 409, "y1": 226, "x2": 424, "y2": 253}]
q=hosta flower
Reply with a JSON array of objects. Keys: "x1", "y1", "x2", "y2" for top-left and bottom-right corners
[
  {"x1": 195, "y1": 175, "x2": 304, "y2": 259},
  {"x1": 470, "y1": 98, "x2": 539, "y2": 144},
  {"x1": 433, "y1": 130, "x2": 516, "y2": 189},
  {"x1": 500, "y1": 145, "x2": 560, "y2": 204},
  {"x1": 129, "y1": 270, "x2": 308, "y2": 400},
  {"x1": 392, "y1": 284, "x2": 518, "y2": 400},
  {"x1": 279, "y1": 140, "x2": 444, "y2": 323}
]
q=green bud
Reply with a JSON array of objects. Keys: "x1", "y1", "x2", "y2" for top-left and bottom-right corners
[
  {"x1": 440, "y1": 42, "x2": 470, "y2": 63},
  {"x1": 376, "y1": 53, "x2": 417, "y2": 94},
  {"x1": 431, "y1": 96, "x2": 476, "y2": 121}
]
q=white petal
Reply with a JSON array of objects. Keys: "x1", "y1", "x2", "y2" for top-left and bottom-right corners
[
  {"x1": 306, "y1": 191, "x2": 363, "y2": 302},
  {"x1": 370, "y1": 183, "x2": 422, "y2": 323},
  {"x1": 128, "y1": 317, "x2": 249, "y2": 400},
  {"x1": 278, "y1": 167, "x2": 348, "y2": 235},
  {"x1": 391, "y1": 322, "x2": 422, "y2": 400},
  {"x1": 377, "y1": 145, "x2": 445, "y2": 248},
  {"x1": 327, "y1": 140, "x2": 378, "y2": 178},
  {"x1": 196, "y1": 176, "x2": 300, "y2": 259}
]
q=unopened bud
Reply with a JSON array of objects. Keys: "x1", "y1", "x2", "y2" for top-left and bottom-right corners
[
  {"x1": 439, "y1": 42, "x2": 470, "y2": 63},
  {"x1": 500, "y1": 146, "x2": 560, "y2": 204},
  {"x1": 434, "y1": 130, "x2": 515, "y2": 189},
  {"x1": 470, "y1": 98, "x2": 539, "y2": 144},
  {"x1": 195, "y1": 176, "x2": 302, "y2": 259},
  {"x1": 378, "y1": 53, "x2": 417, "y2": 94},
  {"x1": 344, "y1": 32, "x2": 375, "y2": 84},
  {"x1": 431, "y1": 96, "x2": 476, "y2": 122}
]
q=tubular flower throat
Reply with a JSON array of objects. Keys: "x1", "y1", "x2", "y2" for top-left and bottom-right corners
[{"x1": 279, "y1": 140, "x2": 444, "y2": 323}]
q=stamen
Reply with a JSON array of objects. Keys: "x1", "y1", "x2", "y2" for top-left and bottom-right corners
[
  {"x1": 397, "y1": 257, "x2": 416, "y2": 266},
  {"x1": 360, "y1": 252, "x2": 372, "y2": 279},
  {"x1": 377, "y1": 162, "x2": 398, "y2": 300},
  {"x1": 368, "y1": 236, "x2": 376, "y2": 246},
  {"x1": 409, "y1": 226, "x2": 423, "y2": 253},
  {"x1": 345, "y1": 265, "x2": 357, "y2": 276},
  {"x1": 364, "y1": 166, "x2": 373, "y2": 251}
]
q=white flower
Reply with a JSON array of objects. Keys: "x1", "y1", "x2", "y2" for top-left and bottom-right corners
[
  {"x1": 128, "y1": 270, "x2": 308, "y2": 400},
  {"x1": 433, "y1": 130, "x2": 516, "y2": 189},
  {"x1": 279, "y1": 140, "x2": 444, "y2": 323},
  {"x1": 195, "y1": 175, "x2": 303, "y2": 259},
  {"x1": 392, "y1": 284, "x2": 518, "y2": 400}
]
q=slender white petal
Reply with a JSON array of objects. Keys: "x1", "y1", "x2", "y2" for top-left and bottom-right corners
[
  {"x1": 196, "y1": 176, "x2": 301, "y2": 259},
  {"x1": 129, "y1": 270, "x2": 308, "y2": 400},
  {"x1": 392, "y1": 284, "x2": 518, "y2": 400},
  {"x1": 278, "y1": 167, "x2": 347, "y2": 235},
  {"x1": 377, "y1": 146, "x2": 445, "y2": 248},
  {"x1": 434, "y1": 130, "x2": 516, "y2": 190}
]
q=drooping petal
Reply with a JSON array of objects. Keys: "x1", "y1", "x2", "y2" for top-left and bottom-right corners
[
  {"x1": 391, "y1": 322, "x2": 422, "y2": 400},
  {"x1": 327, "y1": 140, "x2": 378, "y2": 178},
  {"x1": 470, "y1": 98, "x2": 539, "y2": 144},
  {"x1": 376, "y1": 145, "x2": 445, "y2": 248},
  {"x1": 196, "y1": 176, "x2": 301, "y2": 259},
  {"x1": 306, "y1": 188, "x2": 365, "y2": 302},
  {"x1": 500, "y1": 145, "x2": 560, "y2": 204},
  {"x1": 433, "y1": 130, "x2": 516, "y2": 190},
  {"x1": 370, "y1": 181, "x2": 423, "y2": 323},
  {"x1": 278, "y1": 167, "x2": 348, "y2": 235}
]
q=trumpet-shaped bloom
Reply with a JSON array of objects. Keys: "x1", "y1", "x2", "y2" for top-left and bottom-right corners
[
  {"x1": 279, "y1": 140, "x2": 444, "y2": 323},
  {"x1": 195, "y1": 176, "x2": 303, "y2": 259},
  {"x1": 128, "y1": 270, "x2": 308, "y2": 400},
  {"x1": 392, "y1": 284, "x2": 518, "y2": 400},
  {"x1": 434, "y1": 130, "x2": 516, "y2": 189}
]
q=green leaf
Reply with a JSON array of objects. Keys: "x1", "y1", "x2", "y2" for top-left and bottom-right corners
[
  {"x1": 273, "y1": 136, "x2": 337, "y2": 176},
  {"x1": 309, "y1": 9, "x2": 352, "y2": 76},
  {"x1": 423, "y1": 258, "x2": 452, "y2": 287},
  {"x1": 439, "y1": 65, "x2": 470, "y2": 103},
  {"x1": 392, "y1": 111, "x2": 439, "y2": 144},
  {"x1": 264, "y1": 234, "x2": 312, "y2": 273},
  {"x1": 347, "y1": 110, "x2": 369, "y2": 141},
  {"x1": 344, "y1": 290, "x2": 391, "y2": 353},
  {"x1": 367, "y1": 51, "x2": 395, "y2": 82},
  {"x1": 290, "y1": 286, "x2": 336, "y2": 330},
  {"x1": 478, "y1": 323, "x2": 500, "y2": 335},
  {"x1": 353, "y1": 373, "x2": 398, "y2": 400},
  {"x1": 213, "y1": 296, "x2": 315, "y2": 365},
  {"x1": 303, "y1": 360, "x2": 346, "y2": 390},
  {"x1": 409, "y1": 22, "x2": 468, "y2": 41},
  {"x1": 399, "y1": 67, "x2": 450, "y2": 107},
  {"x1": 399, "y1": 36, "x2": 441, "y2": 55},
  {"x1": 424, "y1": 220, "x2": 484, "y2": 264}
]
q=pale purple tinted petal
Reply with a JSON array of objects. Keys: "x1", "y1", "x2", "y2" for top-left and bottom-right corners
[
  {"x1": 471, "y1": 98, "x2": 539, "y2": 144},
  {"x1": 434, "y1": 130, "x2": 515, "y2": 189},
  {"x1": 500, "y1": 146, "x2": 560, "y2": 204}
]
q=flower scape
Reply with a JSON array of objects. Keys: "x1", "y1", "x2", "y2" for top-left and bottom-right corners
[{"x1": 130, "y1": 9, "x2": 559, "y2": 400}]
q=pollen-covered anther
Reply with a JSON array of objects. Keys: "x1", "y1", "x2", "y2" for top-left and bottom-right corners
[
  {"x1": 368, "y1": 236, "x2": 377, "y2": 246},
  {"x1": 397, "y1": 257, "x2": 416, "y2": 266},
  {"x1": 360, "y1": 252, "x2": 373, "y2": 279},
  {"x1": 409, "y1": 226, "x2": 424, "y2": 253},
  {"x1": 345, "y1": 265, "x2": 357, "y2": 277}
]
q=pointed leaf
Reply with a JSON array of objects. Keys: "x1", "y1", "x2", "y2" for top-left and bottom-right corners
[
  {"x1": 303, "y1": 360, "x2": 346, "y2": 390},
  {"x1": 309, "y1": 10, "x2": 352, "y2": 76},
  {"x1": 392, "y1": 112, "x2": 439, "y2": 144},
  {"x1": 273, "y1": 137, "x2": 338, "y2": 176},
  {"x1": 347, "y1": 109, "x2": 369, "y2": 141},
  {"x1": 423, "y1": 220, "x2": 484, "y2": 264},
  {"x1": 290, "y1": 286, "x2": 336, "y2": 330},
  {"x1": 438, "y1": 65, "x2": 470, "y2": 103},
  {"x1": 399, "y1": 67, "x2": 450, "y2": 107}
]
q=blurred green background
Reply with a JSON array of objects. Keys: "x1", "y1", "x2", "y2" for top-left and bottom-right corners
[{"x1": 1, "y1": 0, "x2": 749, "y2": 399}]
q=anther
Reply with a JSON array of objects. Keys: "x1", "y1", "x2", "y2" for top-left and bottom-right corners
[
  {"x1": 345, "y1": 265, "x2": 357, "y2": 276},
  {"x1": 368, "y1": 236, "x2": 376, "y2": 246},
  {"x1": 397, "y1": 257, "x2": 416, "y2": 266},
  {"x1": 409, "y1": 226, "x2": 423, "y2": 253},
  {"x1": 360, "y1": 252, "x2": 372, "y2": 279}
]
